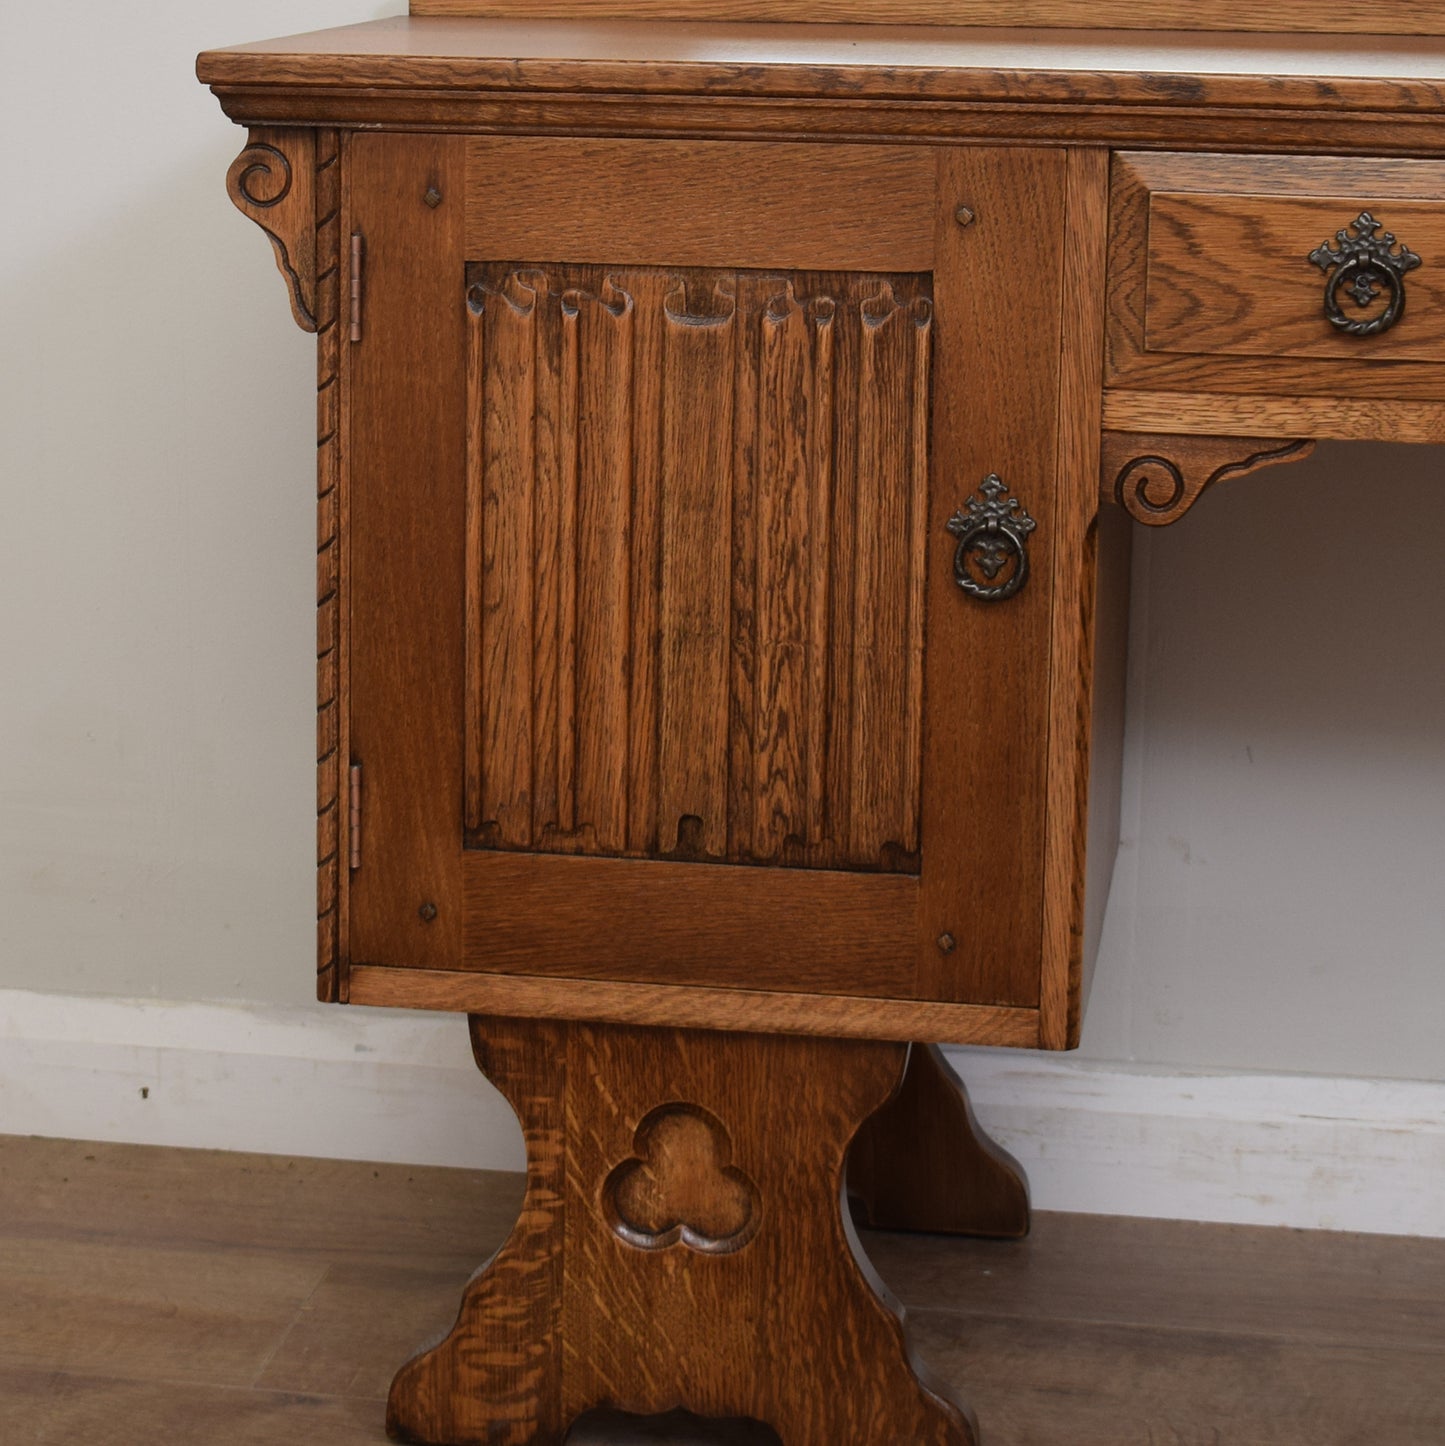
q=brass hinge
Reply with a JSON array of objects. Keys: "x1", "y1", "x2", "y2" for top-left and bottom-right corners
[
  {"x1": 348, "y1": 763, "x2": 362, "y2": 870},
  {"x1": 349, "y1": 232, "x2": 364, "y2": 343}
]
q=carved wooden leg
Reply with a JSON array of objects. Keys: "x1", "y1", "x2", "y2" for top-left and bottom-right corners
[
  {"x1": 848, "y1": 1044, "x2": 1030, "y2": 1239},
  {"x1": 388, "y1": 1017, "x2": 975, "y2": 1446}
]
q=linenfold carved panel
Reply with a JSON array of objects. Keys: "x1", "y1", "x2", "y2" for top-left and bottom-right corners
[{"x1": 463, "y1": 263, "x2": 932, "y2": 873}]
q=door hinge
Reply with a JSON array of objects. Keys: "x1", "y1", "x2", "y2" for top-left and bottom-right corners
[
  {"x1": 349, "y1": 232, "x2": 364, "y2": 343},
  {"x1": 348, "y1": 763, "x2": 362, "y2": 870}
]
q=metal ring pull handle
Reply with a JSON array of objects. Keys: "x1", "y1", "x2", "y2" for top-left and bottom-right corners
[
  {"x1": 1308, "y1": 211, "x2": 1421, "y2": 338},
  {"x1": 946, "y1": 474, "x2": 1036, "y2": 603}
]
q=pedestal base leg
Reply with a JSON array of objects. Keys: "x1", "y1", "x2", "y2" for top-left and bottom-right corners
[
  {"x1": 848, "y1": 1044, "x2": 1030, "y2": 1238},
  {"x1": 388, "y1": 1017, "x2": 975, "y2": 1446}
]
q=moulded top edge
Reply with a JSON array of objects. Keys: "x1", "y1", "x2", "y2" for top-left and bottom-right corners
[{"x1": 195, "y1": 16, "x2": 1445, "y2": 107}]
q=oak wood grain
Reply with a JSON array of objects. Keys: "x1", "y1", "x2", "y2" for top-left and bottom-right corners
[
  {"x1": 919, "y1": 145, "x2": 1065, "y2": 1010},
  {"x1": 463, "y1": 263, "x2": 930, "y2": 876},
  {"x1": 465, "y1": 137, "x2": 935, "y2": 272},
  {"x1": 1147, "y1": 194, "x2": 1445, "y2": 366},
  {"x1": 206, "y1": 83, "x2": 1445, "y2": 159},
  {"x1": 1109, "y1": 152, "x2": 1445, "y2": 399},
  {"x1": 200, "y1": 19, "x2": 1445, "y2": 86},
  {"x1": 657, "y1": 269, "x2": 733, "y2": 862},
  {"x1": 1101, "y1": 432, "x2": 1315, "y2": 527},
  {"x1": 411, "y1": 0, "x2": 1445, "y2": 31},
  {"x1": 345, "y1": 134, "x2": 468, "y2": 971},
  {"x1": 1101, "y1": 389, "x2": 1445, "y2": 442},
  {"x1": 387, "y1": 1017, "x2": 975, "y2": 1446},
  {"x1": 346, "y1": 964, "x2": 1043, "y2": 1045},
  {"x1": 195, "y1": 19, "x2": 1445, "y2": 161},
  {"x1": 331, "y1": 132, "x2": 1086, "y2": 1034},
  {"x1": 389, "y1": 1020, "x2": 566, "y2": 1443},
  {"x1": 849, "y1": 1045, "x2": 1030, "y2": 1238},
  {"x1": 194, "y1": 1, "x2": 1445, "y2": 1130},
  {"x1": 225, "y1": 127, "x2": 318, "y2": 333},
  {"x1": 1039, "y1": 146, "x2": 1110, "y2": 1051},
  {"x1": 458, "y1": 850, "x2": 918, "y2": 995}
]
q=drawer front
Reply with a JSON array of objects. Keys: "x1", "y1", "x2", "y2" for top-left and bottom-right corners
[{"x1": 1108, "y1": 153, "x2": 1445, "y2": 397}]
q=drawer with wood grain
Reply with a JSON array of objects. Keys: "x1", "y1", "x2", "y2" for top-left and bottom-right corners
[{"x1": 1108, "y1": 152, "x2": 1445, "y2": 400}]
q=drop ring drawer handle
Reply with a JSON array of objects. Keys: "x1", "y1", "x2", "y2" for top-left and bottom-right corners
[
  {"x1": 1308, "y1": 211, "x2": 1422, "y2": 338},
  {"x1": 946, "y1": 474, "x2": 1036, "y2": 602}
]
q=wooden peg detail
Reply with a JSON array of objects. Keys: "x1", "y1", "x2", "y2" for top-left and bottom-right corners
[
  {"x1": 1102, "y1": 431, "x2": 1315, "y2": 526},
  {"x1": 226, "y1": 127, "x2": 321, "y2": 332},
  {"x1": 387, "y1": 1016, "x2": 976, "y2": 1446},
  {"x1": 849, "y1": 1044, "x2": 1030, "y2": 1238}
]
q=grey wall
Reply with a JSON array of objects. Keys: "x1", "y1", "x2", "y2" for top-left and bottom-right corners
[
  {"x1": 1, "y1": 1, "x2": 403, "y2": 1008},
  {"x1": 1081, "y1": 442, "x2": 1445, "y2": 1080},
  {"x1": 2, "y1": 3, "x2": 1441, "y2": 1084}
]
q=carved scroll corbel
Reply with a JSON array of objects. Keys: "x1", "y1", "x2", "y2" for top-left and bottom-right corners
[
  {"x1": 1101, "y1": 432, "x2": 1315, "y2": 526},
  {"x1": 226, "y1": 127, "x2": 321, "y2": 332}
]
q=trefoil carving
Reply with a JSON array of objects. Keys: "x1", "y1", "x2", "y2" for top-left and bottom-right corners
[{"x1": 604, "y1": 1102, "x2": 760, "y2": 1254}]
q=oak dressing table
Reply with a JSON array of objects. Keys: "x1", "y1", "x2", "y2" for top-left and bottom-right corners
[{"x1": 198, "y1": 7, "x2": 1445, "y2": 1441}]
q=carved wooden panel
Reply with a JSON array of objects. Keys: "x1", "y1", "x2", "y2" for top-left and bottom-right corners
[{"x1": 463, "y1": 263, "x2": 931, "y2": 874}]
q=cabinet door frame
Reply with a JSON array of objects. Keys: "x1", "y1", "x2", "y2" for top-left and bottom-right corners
[{"x1": 343, "y1": 131, "x2": 1089, "y2": 1043}]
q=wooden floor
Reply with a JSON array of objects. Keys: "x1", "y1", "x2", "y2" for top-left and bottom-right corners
[{"x1": 2, "y1": 1134, "x2": 1442, "y2": 1445}]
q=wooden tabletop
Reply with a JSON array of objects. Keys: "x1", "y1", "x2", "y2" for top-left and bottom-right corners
[{"x1": 197, "y1": 16, "x2": 1445, "y2": 111}]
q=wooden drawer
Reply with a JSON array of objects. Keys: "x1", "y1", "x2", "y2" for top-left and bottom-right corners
[{"x1": 1108, "y1": 153, "x2": 1445, "y2": 399}]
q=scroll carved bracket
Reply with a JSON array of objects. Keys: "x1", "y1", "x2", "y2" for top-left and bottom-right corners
[
  {"x1": 226, "y1": 127, "x2": 320, "y2": 332},
  {"x1": 1102, "y1": 432, "x2": 1315, "y2": 527}
]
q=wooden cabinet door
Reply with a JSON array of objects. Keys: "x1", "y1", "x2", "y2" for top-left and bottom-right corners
[{"x1": 346, "y1": 133, "x2": 1070, "y2": 1021}]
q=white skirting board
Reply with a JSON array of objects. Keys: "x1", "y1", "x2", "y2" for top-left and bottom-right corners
[
  {"x1": 1, "y1": 987, "x2": 1440, "y2": 1239},
  {"x1": 945, "y1": 1045, "x2": 1445, "y2": 1239}
]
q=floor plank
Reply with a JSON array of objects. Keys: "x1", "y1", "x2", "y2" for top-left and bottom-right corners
[
  {"x1": 862, "y1": 1211, "x2": 1445, "y2": 1348},
  {"x1": 0, "y1": 1134, "x2": 523, "y2": 1263},
  {"x1": 253, "y1": 1259, "x2": 473, "y2": 1399},
  {"x1": 1, "y1": 1133, "x2": 1441, "y2": 1446},
  {"x1": 908, "y1": 1311, "x2": 1445, "y2": 1446},
  {"x1": 0, "y1": 1236, "x2": 327, "y2": 1388},
  {"x1": 0, "y1": 1367, "x2": 385, "y2": 1446}
]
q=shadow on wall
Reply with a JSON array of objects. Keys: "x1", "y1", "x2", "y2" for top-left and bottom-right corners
[
  {"x1": 1137, "y1": 440, "x2": 1445, "y2": 748},
  {"x1": 1081, "y1": 439, "x2": 1445, "y2": 1080}
]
